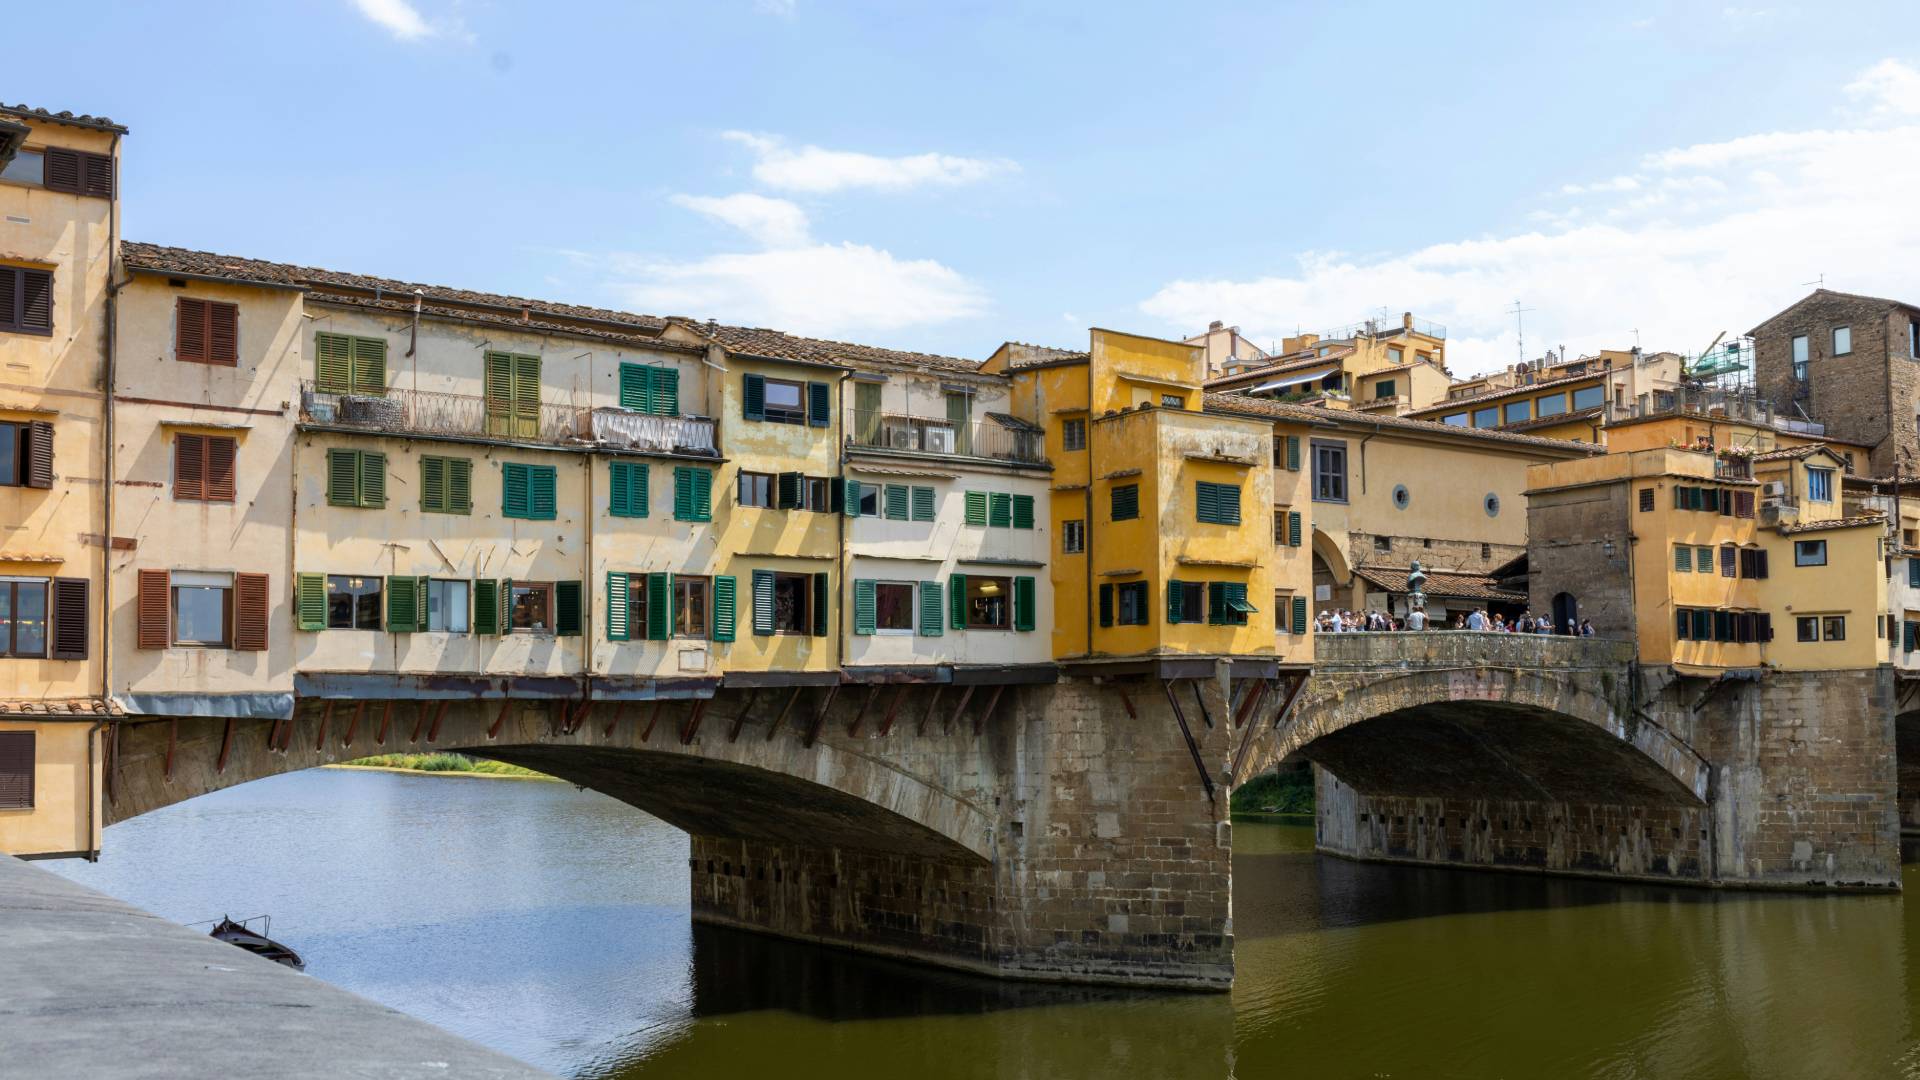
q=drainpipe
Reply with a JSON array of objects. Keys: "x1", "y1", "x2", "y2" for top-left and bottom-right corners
[
  {"x1": 1084, "y1": 359, "x2": 1096, "y2": 659},
  {"x1": 834, "y1": 370, "x2": 850, "y2": 673},
  {"x1": 99, "y1": 128, "x2": 122, "y2": 846},
  {"x1": 84, "y1": 718, "x2": 103, "y2": 860},
  {"x1": 584, "y1": 450, "x2": 595, "y2": 700}
]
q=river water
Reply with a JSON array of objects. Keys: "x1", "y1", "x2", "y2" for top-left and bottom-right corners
[{"x1": 45, "y1": 768, "x2": 1920, "y2": 1080}]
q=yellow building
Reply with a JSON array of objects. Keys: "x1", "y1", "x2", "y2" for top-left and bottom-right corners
[
  {"x1": 1409, "y1": 349, "x2": 1686, "y2": 442},
  {"x1": 0, "y1": 104, "x2": 123, "y2": 859},
  {"x1": 1205, "y1": 312, "x2": 1451, "y2": 414}
]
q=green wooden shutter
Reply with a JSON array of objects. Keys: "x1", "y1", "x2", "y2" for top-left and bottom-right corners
[
  {"x1": 484, "y1": 352, "x2": 513, "y2": 436},
  {"x1": 950, "y1": 573, "x2": 967, "y2": 630},
  {"x1": 609, "y1": 461, "x2": 633, "y2": 517},
  {"x1": 853, "y1": 579, "x2": 877, "y2": 635},
  {"x1": 296, "y1": 573, "x2": 327, "y2": 631},
  {"x1": 1013, "y1": 576, "x2": 1036, "y2": 632},
  {"x1": 421, "y1": 456, "x2": 446, "y2": 513},
  {"x1": 554, "y1": 581, "x2": 582, "y2": 636},
  {"x1": 326, "y1": 448, "x2": 358, "y2": 507},
  {"x1": 1288, "y1": 511, "x2": 1302, "y2": 547},
  {"x1": 1167, "y1": 579, "x2": 1185, "y2": 624},
  {"x1": 1207, "y1": 583, "x2": 1226, "y2": 625},
  {"x1": 351, "y1": 336, "x2": 387, "y2": 396},
  {"x1": 473, "y1": 579, "x2": 500, "y2": 635},
  {"x1": 645, "y1": 573, "x2": 671, "y2": 641},
  {"x1": 712, "y1": 575, "x2": 737, "y2": 642},
  {"x1": 673, "y1": 467, "x2": 694, "y2": 520},
  {"x1": 618, "y1": 363, "x2": 651, "y2": 412},
  {"x1": 1909, "y1": 558, "x2": 1920, "y2": 588},
  {"x1": 964, "y1": 490, "x2": 988, "y2": 525},
  {"x1": 885, "y1": 484, "x2": 909, "y2": 520},
  {"x1": 512, "y1": 354, "x2": 541, "y2": 438},
  {"x1": 743, "y1": 374, "x2": 766, "y2": 420},
  {"x1": 1286, "y1": 435, "x2": 1300, "y2": 471},
  {"x1": 1099, "y1": 583, "x2": 1113, "y2": 627},
  {"x1": 386, "y1": 575, "x2": 416, "y2": 632},
  {"x1": 359, "y1": 451, "x2": 386, "y2": 508},
  {"x1": 911, "y1": 486, "x2": 935, "y2": 522},
  {"x1": 651, "y1": 366, "x2": 680, "y2": 416},
  {"x1": 778, "y1": 471, "x2": 803, "y2": 510},
  {"x1": 1675, "y1": 546, "x2": 1691, "y2": 572},
  {"x1": 447, "y1": 458, "x2": 471, "y2": 514},
  {"x1": 807, "y1": 381, "x2": 831, "y2": 427},
  {"x1": 1011, "y1": 494, "x2": 1034, "y2": 529},
  {"x1": 1292, "y1": 596, "x2": 1308, "y2": 635},
  {"x1": 607, "y1": 573, "x2": 631, "y2": 641},
  {"x1": 751, "y1": 570, "x2": 774, "y2": 635},
  {"x1": 1196, "y1": 482, "x2": 1217, "y2": 523},
  {"x1": 693, "y1": 468, "x2": 712, "y2": 520},
  {"x1": 812, "y1": 573, "x2": 829, "y2": 636},
  {"x1": 1112, "y1": 485, "x2": 1138, "y2": 521},
  {"x1": 989, "y1": 492, "x2": 1012, "y2": 527},
  {"x1": 1219, "y1": 484, "x2": 1240, "y2": 525},
  {"x1": 503, "y1": 463, "x2": 530, "y2": 518},
  {"x1": 918, "y1": 580, "x2": 943, "y2": 636},
  {"x1": 314, "y1": 332, "x2": 353, "y2": 393},
  {"x1": 845, "y1": 479, "x2": 863, "y2": 517}
]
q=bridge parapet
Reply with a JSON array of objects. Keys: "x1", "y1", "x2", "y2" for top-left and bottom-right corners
[{"x1": 1311, "y1": 631, "x2": 1635, "y2": 674}]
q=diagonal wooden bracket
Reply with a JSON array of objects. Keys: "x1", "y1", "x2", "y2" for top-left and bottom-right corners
[{"x1": 1162, "y1": 679, "x2": 1215, "y2": 803}]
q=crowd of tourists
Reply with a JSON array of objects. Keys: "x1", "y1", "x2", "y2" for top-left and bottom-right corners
[{"x1": 1314, "y1": 608, "x2": 1596, "y2": 636}]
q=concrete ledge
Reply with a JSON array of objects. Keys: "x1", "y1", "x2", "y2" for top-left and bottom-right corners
[{"x1": 0, "y1": 855, "x2": 550, "y2": 1079}]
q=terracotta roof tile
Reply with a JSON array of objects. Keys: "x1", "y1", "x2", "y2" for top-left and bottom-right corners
[
  {"x1": 1351, "y1": 564, "x2": 1526, "y2": 604},
  {"x1": 1752, "y1": 443, "x2": 1828, "y2": 462},
  {"x1": 1775, "y1": 513, "x2": 1887, "y2": 534},
  {"x1": 676, "y1": 319, "x2": 985, "y2": 376},
  {"x1": 1405, "y1": 369, "x2": 1604, "y2": 417},
  {"x1": 0, "y1": 103, "x2": 128, "y2": 134},
  {"x1": 1202, "y1": 392, "x2": 1602, "y2": 454}
]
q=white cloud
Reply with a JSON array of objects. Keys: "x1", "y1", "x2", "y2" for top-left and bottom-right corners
[
  {"x1": 670, "y1": 193, "x2": 811, "y2": 248},
  {"x1": 349, "y1": 0, "x2": 434, "y2": 40},
  {"x1": 609, "y1": 244, "x2": 987, "y2": 337},
  {"x1": 720, "y1": 131, "x2": 1018, "y2": 193},
  {"x1": 1138, "y1": 59, "x2": 1920, "y2": 377}
]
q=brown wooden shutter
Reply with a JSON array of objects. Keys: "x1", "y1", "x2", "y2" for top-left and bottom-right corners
[
  {"x1": 80, "y1": 152, "x2": 114, "y2": 199},
  {"x1": 206, "y1": 436, "x2": 236, "y2": 502},
  {"x1": 174, "y1": 434, "x2": 205, "y2": 500},
  {"x1": 0, "y1": 268, "x2": 13, "y2": 329},
  {"x1": 49, "y1": 577, "x2": 88, "y2": 660},
  {"x1": 137, "y1": 568, "x2": 170, "y2": 649},
  {"x1": 233, "y1": 572, "x2": 269, "y2": 651},
  {"x1": 0, "y1": 732, "x2": 32, "y2": 810},
  {"x1": 24, "y1": 421, "x2": 52, "y2": 489},
  {"x1": 42, "y1": 148, "x2": 80, "y2": 193},
  {"x1": 209, "y1": 301, "x2": 238, "y2": 364},
  {"x1": 176, "y1": 297, "x2": 207, "y2": 362},
  {"x1": 18, "y1": 269, "x2": 51, "y2": 332}
]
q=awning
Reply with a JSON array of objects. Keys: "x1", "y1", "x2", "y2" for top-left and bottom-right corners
[
  {"x1": 1251, "y1": 370, "x2": 1333, "y2": 393},
  {"x1": 1226, "y1": 596, "x2": 1258, "y2": 614},
  {"x1": 115, "y1": 692, "x2": 294, "y2": 720}
]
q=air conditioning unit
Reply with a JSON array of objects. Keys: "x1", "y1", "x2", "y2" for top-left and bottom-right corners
[
  {"x1": 888, "y1": 427, "x2": 917, "y2": 449},
  {"x1": 923, "y1": 427, "x2": 956, "y2": 453},
  {"x1": 1761, "y1": 481, "x2": 1788, "y2": 498}
]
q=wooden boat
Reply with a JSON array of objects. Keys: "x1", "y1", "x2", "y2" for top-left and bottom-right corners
[{"x1": 208, "y1": 915, "x2": 305, "y2": 971}]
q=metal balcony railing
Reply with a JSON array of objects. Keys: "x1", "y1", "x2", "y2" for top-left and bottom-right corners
[
  {"x1": 1603, "y1": 386, "x2": 1825, "y2": 437},
  {"x1": 299, "y1": 381, "x2": 716, "y2": 455},
  {"x1": 844, "y1": 409, "x2": 1047, "y2": 464}
]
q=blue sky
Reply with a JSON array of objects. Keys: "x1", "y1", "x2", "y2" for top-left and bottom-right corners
[{"x1": 13, "y1": 2, "x2": 1920, "y2": 372}]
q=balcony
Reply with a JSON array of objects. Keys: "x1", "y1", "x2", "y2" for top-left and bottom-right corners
[
  {"x1": 845, "y1": 409, "x2": 1047, "y2": 465},
  {"x1": 299, "y1": 381, "x2": 716, "y2": 456},
  {"x1": 1604, "y1": 386, "x2": 1824, "y2": 437}
]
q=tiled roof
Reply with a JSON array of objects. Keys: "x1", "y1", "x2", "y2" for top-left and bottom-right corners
[
  {"x1": 1752, "y1": 443, "x2": 1828, "y2": 462},
  {"x1": 1775, "y1": 514, "x2": 1887, "y2": 534},
  {"x1": 0, "y1": 103, "x2": 128, "y2": 135},
  {"x1": 1749, "y1": 288, "x2": 1920, "y2": 334},
  {"x1": 1404, "y1": 369, "x2": 1603, "y2": 418},
  {"x1": 1351, "y1": 564, "x2": 1526, "y2": 603},
  {"x1": 0, "y1": 697, "x2": 121, "y2": 715},
  {"x1": 1204, "y1": 347, "x2": 1353, "y2": 387},
  {"x1": 676, "y1": 320, "x2": 985, "y2": 376},
  {"x1": 1505, "y1": 406, "x2": 1603, "y2": 433},
  {"x1": 1202, "y1": 392, "x2": 1601, "y2": 454}
]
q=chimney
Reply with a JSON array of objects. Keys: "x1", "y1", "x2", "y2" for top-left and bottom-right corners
[
  {"x1": 1209, "y1": 320, "x2": 1224, "y2": 332},
  {"x1": 1402, "y1": 311, "x2": 1414, "y2": 331}
]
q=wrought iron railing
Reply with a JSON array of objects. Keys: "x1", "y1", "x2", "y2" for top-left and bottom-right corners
[
  {"x1": 1603, "y1": 386, "x2": 1825, "y2": 437},
  {"x1": 299, "y1": 381, "x2": 715, "y2": 454},
  {"x1": 844, "y1": 409, "x2": 1046, "y2": 464}
]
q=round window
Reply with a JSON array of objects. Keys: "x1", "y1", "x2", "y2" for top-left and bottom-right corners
[
  {"x1": 1484, "y1": 493, "x2": 1501, "y2": 517},
  {"x1": 1392, "y1": 484, "x2": 1410, "y2": 510}
]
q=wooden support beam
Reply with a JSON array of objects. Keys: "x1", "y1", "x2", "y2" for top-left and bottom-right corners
[
  {"x1": 375, "y1": 700, "x2": 394, "y2": 746},
  {"x1": 1162, "y1": 679, "x2": 1215, "y2": 803},
  {"x1": 847, "y1": 685, "x2": 882, "y2": 738},
  {"x1": 973, "y1": 684, "x2": 1005, "y2": 736},
  {"x1": 877, "y1": 686, "x2": 906, "y2": 738},
  {"x1": 679, "y1": 699, "x2": 708, "y2": 745},
  {"x1": 917, "y1": 685, "x2": 944, "y2": 736},
  {"x1": 344, "y1": 701, "x2": 366, "y2": 747},
  {"x1": 409, "y1": 702, "x2": 430, "y2": 744},
  {"x1": 1232, "y1": 677, "x2": 1269, "y2": 729},
  {"x1": 1231, "y1": 674, "x2": 1308, "y2": 781},
  {"x1": 765, "y1": 687, "x2": 802, "y2": 742},
  {"x1": 1189, "y1": 679, "x2": 1214, "y2": 729},
  {"x1": 313, "y1": 702, "x2": 332, "y2": 754},
  {"x1": 803, "y1": 685, "x2": 840, "y2": 748},
  {"x1": 487, "y1": 698, "x2": 510, "y2": 740},
  {"x1": 569, "y1": 699, "x2": 595, "y2": 735},
  {"x1": 103, "y1": 723, "x2": 119, "y2": 807},
  {"x1": 728, "y1": 690, "x2": 760, "y2": 743},
  {"x1": 216, "y1": 718, "x2": 235, "y2": 775},
  {"x1": 427, "y1": 700, "x2": 449, "y2": 743},
  {"x1": 945, "y1": 685, "x2": 976, "y2": 735},
  {"x1": 641, "y1": 699, "x2": 667, "y2": 743},
  {"x1": 1116, "y1": 687, "x2": 1138, "y2": 721},
  {"x1": 603, "y1": 702, "x2": 626, "y2": 740},
  {"x1": 164, "y1": 718, "x2": 178, "y2": 782}
]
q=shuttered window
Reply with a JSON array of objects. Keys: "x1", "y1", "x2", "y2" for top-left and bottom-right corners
[
  {"x1": 911, "y1": 486, "x2": 936, "y2": 522},
  {"x1": 1111, "y1": 484, "x2": 1139, "y2": 522},
  {"x1": 0, "y1": 732, "x2": 32, "y2": 810},
  {"x1": 484, "y1": 351, "x2": 542, "y2": 438},
  {"x1": 988, "y1": 492, "x2": 1012, "y2": 528},
  {"x1": 918, "y1": 580, "x2": 943, "y2": 636},
  {"x1": 42, "y1": 147, "x2": 114, "y2": 198},
  {"x1": 808, "y1": 381, "x2": 832, "y2": 427},
  {"x1": 618, "y1": 363, "x2": 681, "y2": 415},
  {"x1": 964, "y1": 490, "x2": 988, "y2": 525},
  {"x1": 0, "y1": 420, "x2": 55, "y2": 489},
  {"x1": 313, "y1": 332, "x2": 388, "y2": 396},
  {"x1": 386, "y1": 575, "x2": 426, "y2": 633},
  {"x1": 712, "y1": 575, "x2": 737, "y2": 642},
  {"x1": 325, "y1": 448, "x2": 385, "y2": 508},
  {"x1": 176, "y1": 298, "x2": 239, "y2": 365},
  {"x1": 472, "y1": 578, "x2": 504, "y2": 635},
  {"x1": 1208, "y1": 582, "x2": 1254, "y2": 625},
  {"x1": 1675, "y1": 545, "x2": 1692, "y2": 572},
  {"x1": 136, "y1": 568, "x2": 171, "y2": 648},
  {"x1": 608, "y1": 460, "x2": 648, "y2": 518},
  {"x1": 1195, "y1": 481, "x2": 1241, "y2": 525},
  {"x1": 294, "y1": 573, "x2": 326, "y2": 631},
  {"x1": 1012, "y1": 494, "x2": 1034, "y2": 529},
  {"x1": 0, "y1": 266, "x2": 53, "y2": 335},
  {"x1": 175, "y1": 434, "x2": 238, "y2": 503},
  {"x1": 232, "y1": 572, "x2": 269, "y2": 651},
  {"x1": 1013, "y1": 575, "x2": 1036, "y2": 632},
  {"x1": 48, "y1": 577, "x2": 88, "y2": 659},
  {"x1": 853, "y1": 579, "x2": 878, "y2": 635},
  {"x1": 420, "y1": 455, "x2": 472, "y2": 514},
  {"x1": 1289, "y1": 595, "x2": 1309, "y2": 635},
  {"x1": 751, "y1": 569, "x2": 775, "y2": 634},
  {"x1": 884, "y1": 484, "x2": 910, "y2": 521},
  {"x1": 673, "y1": 467, "x2": 713, "y2": 521},
  {"x1": 502, "y1": 462, "x2": 557, "y2": 520},
  {"x1": 554, "y1": 580, "x2": 583, "y2": 637}
]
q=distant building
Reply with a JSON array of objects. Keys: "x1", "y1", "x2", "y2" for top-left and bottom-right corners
[
  {"x1": 1749, "y1": 289, "x2": 1920, "y2": 477},
  {"x1": 1185, "y1": 320, "x2": 1271, "y2": 378},
  {"x1": 1406, "y1": 348, "x2": 1686, "y2": 443},
  {"x1": 1206, "y1": 312, "x2": 1451, "y2": 414}
]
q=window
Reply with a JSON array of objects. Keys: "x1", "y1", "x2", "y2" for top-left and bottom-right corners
[
  {"x1": 1113, "y1": 580, "x2": 1149, "y2": 627},
  {"x1": 171, "y1": 572, "x2": 235, "y2": 646},
  {"x1": 1063, "y1": 520, "x2": 1085, "y2": 553},
  {"x1": 885, "y1": 483, "x2": 911, "y2": 520},
  {"x1": 1833, "y1": 326, "x2": 1852, "y2": 356},
  {"x1": 606, "y1": 459, "x2": 647, "y2": 518},
  {"x1": 1166, "y1": 580, "x2": 1205, "y2": 624},
  {"x1": 324, "y1": 447, "x2": 384, "y2": 509},
  {"x1": 1443, "y1": 413, "x2": 1468, "y2": 427},
  {"x1": 1823, "y1": 615, "x2": 1847, "y2": 641},
  {"x1": 946, "y1": 391, "x2": 974, "y2": 454},
  {"x1": 1161, "y1": 394, "x2": 1184, "y2": 408},
  {"x1": 1276, "y1": 592, "x2": 1306, "y2": 635},
  {"x1": 509, "y1": 581, "x2": 554, "y2": 632},
  {"x1": 874, "y1": 582, "x2": 914, "y2": 633},
  {"x1": 1373, "y1": 380, "x2": 1396, "y2": 400},
  {"x1": 34, "y1": 147, "x2": 114, "y2": 197},
  {"x1": 1387, "y1": 347, "x2": 1403, "y2": 364},
  {"x1": 618, "y1": 363, "x2": 680, "y2": 416},
  {"x1": 1276, "y1": 434, "x2": 1301, "y2": 470},
  {"x1": 1503, "y1": 400, "x2": 1531, "y2": 424},
  {"x1": 1696, "y1": 546, "x2": 1714, "y2": 572},
  {"x1": 1639, "y1": 487, "x2": 1655, "y2": 512},
  {"x1": 737, "y1": 471, "x2": 775, "y2": 508},
  {"x1": 1720, "y1": 545, "x2": 1737, "y2": 577},
  {"x1": 1572, "y1": 384, "x2": 1605, "y2": 411},
  {"x1": 175, "y1": 434, "x2": 238, "y2": 503},
  {"x1": 502, "y1": 462, "x2": 557, "y2": 520},
  {"x1": 482, "y1": 351, "x2": 540, "y2": 438},
  {"x1": 1472, "y1": 406, "x2": 1498, "y2": 428},
  {"x1": 673, "y1": 467, "x2": 713, "y2": 521},
  {"x1": 315, "y1": 332, "x2": 389, "y2": 396},
  {"x1": 1675, "y1": 545, "x2": 1692, "y2": 572},
  {"x1": 910, "y1": 485, "x2": 935, "y2": 522},
  {"x1": 1483, "y1": 493, "x2": 1501, "y2": 517},
  {"x1": 674, "y1": 576, "x2": 710, "y2": 638},
  {"x1": 1535, "y1": 392, "x2": 1567, "y2": 418},
  {"x1": 1807, "y1": 467, "x2": 1833, "y2": 502},
  {"x1": 1795, "y1": 539, "x2": 1828, "y2": 566},
  {"x1": 1111, "y1": 483, "x2": 1140, "y2": 521},
  {"x1": 1208, "y1": 581, "x2": 1254, "y2": 626},
  {"x1": 0, "y1": 148, "x2": 44, "y2": 185},
  {"x1": 421, "y1": 456, "x2": 473, "y2": 515},
  {"x1": 1796, "y1": 616, "x2": 1819, "y2": 642},
  {"x1": 175, "y1": 298, "x2": 238, "y2": 365},
  {"x1": 1738, "y1": 548, "x2": 1770, "y2": 579},
  {"x1": 771, "y1": 571, "x2": 813, "y2": 633},
  {"x1": 0, "y1": 579, "x2": 47, "y2": 657},
  {"x1": 1374, "y1": 535, "x2": 1392, "y2": 553},
  {"x1": 0, "y1": 420, "x2": 52, "y2": 489},
  {"x1": 854, "y1": 481, "x2": 880, "y2": 516},
  {"x1": 0, "y1": 265, "x2": 53, "y2": 335},
  {"x1": 326, "y1": 575, "x2": 382, "y2": 631},
  {"x1": 1312, "y1": 441, "x2": 1347, "y2": 502},
  {"x1": 1195, "y1": 481, "x2": 1241, "y2": 525},
  {"x1": 763, "y1": 378, "x2": 807, "y2": 424},
  {"x1": 426, "y1": 579, "x2": 469, "y2": 633},
  {"x1": 0, "y1": 730, "x2": 31, "y2": 810},
  {"x1": 1791, "y1": 334, "x2": 1809, "y2": 380},
  {"x1": 1061, "y1": 417, "x2": 1087, "y2": 451}
]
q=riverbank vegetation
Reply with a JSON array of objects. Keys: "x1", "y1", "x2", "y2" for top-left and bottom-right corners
[
  {"x1": 1231, "y1": 764, "x2": 1314, "y2": 816},
  {"x1": 339, "y1": 753, "x2": 553, "y2": 780}
]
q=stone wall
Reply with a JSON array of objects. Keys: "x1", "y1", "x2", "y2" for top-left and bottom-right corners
[
  {"x1": 1525, "y1": 483, "x2": 1636, "y2": 637},
  {"x1": 1347, "y1": 533, "x2": 1522, "y2": 579},
  {"x1": 1752, "y1": 292, "x2": 1911, "y2": 475}
]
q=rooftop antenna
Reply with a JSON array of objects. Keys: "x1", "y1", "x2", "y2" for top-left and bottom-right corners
[
  {"x1": 1631, "y1": 328, "x2": 1641, "y2": 349},
  {"x1": 1509, "y1": 299, "x2": 1536, "y2": 364},
  {"x1": 1801, "y1": 273, "x2": 1825, "y2": 290}
]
